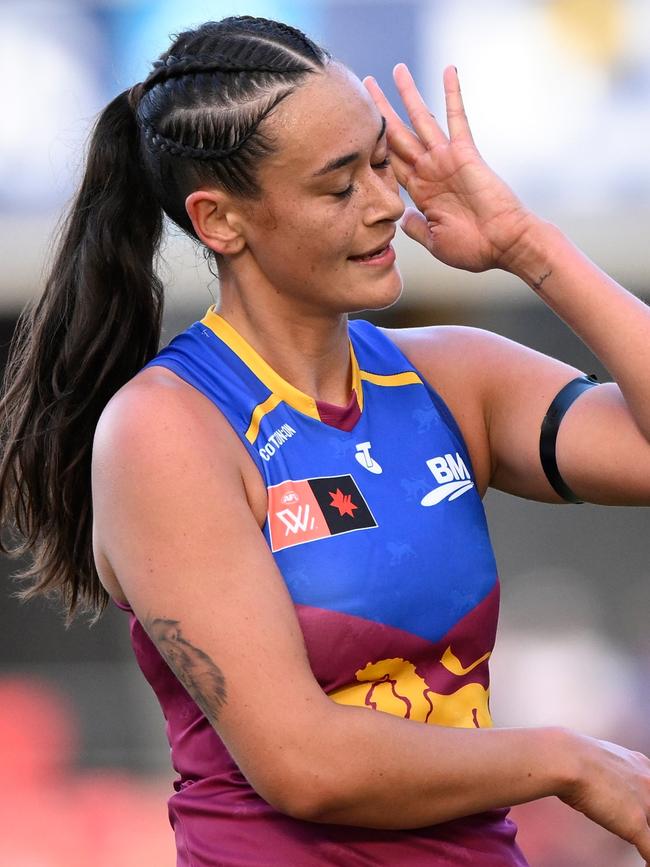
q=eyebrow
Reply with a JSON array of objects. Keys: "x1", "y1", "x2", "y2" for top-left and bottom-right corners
[{"x1": 311, "y1": 116, "x2": 387, "y2": 177}]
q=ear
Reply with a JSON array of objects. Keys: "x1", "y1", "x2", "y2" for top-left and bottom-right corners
[{"x1": 185, "y1": 189, "x2": 247, "y2": 256}]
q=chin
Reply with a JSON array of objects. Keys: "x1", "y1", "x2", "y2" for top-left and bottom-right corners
[{"x1": 347, "y1": 267, "x2": 404, "y2": 314}]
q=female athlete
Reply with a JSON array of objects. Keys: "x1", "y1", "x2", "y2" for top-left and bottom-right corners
[{"x1": 1, "y1": 15, "x2": 650, "y2": 867}]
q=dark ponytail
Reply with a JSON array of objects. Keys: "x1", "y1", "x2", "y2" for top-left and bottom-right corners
[
  {"x1": 0, "y1": 88, "x2": 164, "y2": 624},
  {"x1": 0, "y1": 15, "x2": 330, "y2": 623}
]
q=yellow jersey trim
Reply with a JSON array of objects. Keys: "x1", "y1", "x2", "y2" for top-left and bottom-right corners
[
  {"x1": 200, "y1": 305, "x2": 364, "y2": 440},
  {"x1": 244, "y1": 393, "x2": 283, "y2": 443},
  {"x1": 359, "y1": 370, "x2": 422, "y2": 387}
]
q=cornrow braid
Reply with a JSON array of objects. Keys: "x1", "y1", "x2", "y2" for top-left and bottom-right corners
[
  {"x1": 192, "y1": 15, "x2": 325, "y2": 65},
  {"x1": 131, "y1": 16, "x2": 330, "y2": 231},
  {"x1": 141, "y1": 84, "x2": 286, "y2": 162},
  {"x1": 139, "y1": 54, "x2": 309, "y2": 97},
  {"x1": 142, "y1": 124, "x2": 229, "y2": 161}
]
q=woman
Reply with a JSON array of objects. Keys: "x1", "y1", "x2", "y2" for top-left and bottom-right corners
[{"x1": 1, "y1": 14, "x2": 650, "y2": 867}]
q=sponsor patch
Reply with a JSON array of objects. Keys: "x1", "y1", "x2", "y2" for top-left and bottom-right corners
[
  {"x1": 421, "y1": 452, "x2": 474, "y2": 506},
  {"x1": 268, "y1": 474, "x2": 377, "y2": 552},
  {"x1": 354, "y1": 441, "x2": 382, "y2": 474}
]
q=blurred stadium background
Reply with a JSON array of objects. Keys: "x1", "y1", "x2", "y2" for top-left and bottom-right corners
[{"x1": 1, "y1": 0, "x2": 648, "y2": 864}]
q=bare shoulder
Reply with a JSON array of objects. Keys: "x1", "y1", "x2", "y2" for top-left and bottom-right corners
[
  {"x1": 94, "y1": 365, "x2": 236, "y2": 459},
  {"x1": 91, "y1": 365, "x2": 267, "y2": 599},
  {"x1": 92, "y1": 366, "x2": 244, "y2": 518},
  {"x1": 378, "y1": 323, "x2": 528, "y2": 380},
  {"x1": 379, "y1": 322, "x2": 579, "y2": 385}
]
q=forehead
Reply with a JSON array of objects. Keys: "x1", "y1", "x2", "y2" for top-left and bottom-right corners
[{"x1": 263, "y1": 63, "x2": 383, "y2": 180}]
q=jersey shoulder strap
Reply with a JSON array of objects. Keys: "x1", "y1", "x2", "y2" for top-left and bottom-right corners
[
  {"x1": 141, "y1": 318, "x2": 268, "y2": 461},
  {"x1": 350, "y1": 319, "x2": 471, "y2": 465}
]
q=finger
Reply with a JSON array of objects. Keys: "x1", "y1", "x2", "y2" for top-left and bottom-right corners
[
  {"x1": 392, "y1": 63, "x2": 448, "y2": 150},
  {"x1": 386, "y1": 149, "x2": 414, "y2": 190},
  {"x1": 363, "y1": 75, "x2": 424, "y2": 165},
  {"x1": 443, "y1": 65, "x2": 475, "y2": 145},
  {"x1": 399, "y1": 207, "x2": 434, "y2": 253}
]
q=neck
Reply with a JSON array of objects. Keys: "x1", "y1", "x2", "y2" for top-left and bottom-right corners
[{"x1": 216, "y1": 268, "x2": 354, "y2": 407}]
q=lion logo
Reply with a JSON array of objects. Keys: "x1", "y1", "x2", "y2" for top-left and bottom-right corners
[{"x1": 329, "y1": 648, "x2": 492, "y2": 729}]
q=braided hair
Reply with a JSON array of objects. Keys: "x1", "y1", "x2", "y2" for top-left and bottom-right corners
[
  {"x1": 131, "y1": 17, "x2": 329, "y2": 234},
  {"x1": 0, "y1": 16, "x2": 330, "y2": 622}
]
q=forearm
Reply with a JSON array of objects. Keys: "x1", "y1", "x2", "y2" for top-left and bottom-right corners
[
  {"x1": 304, "y1": 705, "x2": 572, "y2": 828},
  {"x1": 503, "y1": 217, "x2": 650, "y2": 440}
]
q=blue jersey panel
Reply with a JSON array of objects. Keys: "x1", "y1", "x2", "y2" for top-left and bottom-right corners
[{"x1": 144, "y1": 311, "x2": 498, "y2": 645}]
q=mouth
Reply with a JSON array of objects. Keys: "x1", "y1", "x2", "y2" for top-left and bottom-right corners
[{"x1": 348, "y1": 233, "x2": 396, "y2": 262}]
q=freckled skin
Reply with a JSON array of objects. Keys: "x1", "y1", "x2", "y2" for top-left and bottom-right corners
[{"x1": 220, "y1": 63, "x2": 406, "y2": 321}]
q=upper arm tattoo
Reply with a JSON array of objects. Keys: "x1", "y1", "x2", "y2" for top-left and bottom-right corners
[{"x1": 144, "y1": 616, "x2": 228, "y2": 723}]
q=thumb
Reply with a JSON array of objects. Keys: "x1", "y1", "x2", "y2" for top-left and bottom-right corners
[{"x1": 400, "y1": 207, "x2": 434, "y2": 252}]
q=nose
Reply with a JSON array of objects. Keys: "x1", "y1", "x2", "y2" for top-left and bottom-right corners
[{"x1": 363, "y1": 167, "x2": 405, "y2": 227}]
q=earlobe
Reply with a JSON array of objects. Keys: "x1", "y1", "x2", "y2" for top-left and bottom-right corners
[{"x1": 185, "y1": 190, "x2": 247, "y2": 256}]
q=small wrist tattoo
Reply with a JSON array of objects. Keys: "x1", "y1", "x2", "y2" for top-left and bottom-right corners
[{"x1": 532, "y1": 270, "x2": 552, "y2": 292}]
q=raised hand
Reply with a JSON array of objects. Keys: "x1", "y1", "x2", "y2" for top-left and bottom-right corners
[{"x1": 363, "y1": 64, "x2": 536, "y2": 273}]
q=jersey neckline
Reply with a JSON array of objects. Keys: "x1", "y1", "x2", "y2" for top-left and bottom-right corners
[{"x1": 200, "y1": 305, "x2": 365, "y2": 429}]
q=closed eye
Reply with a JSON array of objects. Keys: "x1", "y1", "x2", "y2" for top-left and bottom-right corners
[{"x1": 332, "y1": 156, "x2": 392, "y2": 200}]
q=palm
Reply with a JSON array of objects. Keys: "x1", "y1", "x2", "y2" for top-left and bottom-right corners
[{"x1": 364, "y1": 65, "x2": 532, "y2": 273}]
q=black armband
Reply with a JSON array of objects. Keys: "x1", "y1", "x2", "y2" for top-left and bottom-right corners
[{"x1": 539, "y1": 374, "x2": 599, "y2": 504}]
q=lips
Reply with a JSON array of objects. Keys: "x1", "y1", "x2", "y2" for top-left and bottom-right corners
[{"x1": 349, "y1": 233, "x2": 396, "y2": 260}]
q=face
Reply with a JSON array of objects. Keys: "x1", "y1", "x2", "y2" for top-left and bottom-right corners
[{"x1": 237, "y1": 62, "x2": 406, "y2": 315}]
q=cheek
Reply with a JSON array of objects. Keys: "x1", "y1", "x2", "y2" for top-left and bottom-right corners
[
  {"x1": 255, "y1": 192, "x2": 359, "y2": 272},
  {"x1": 289, "y1": 210, "x2": 358, "y2": 265}
]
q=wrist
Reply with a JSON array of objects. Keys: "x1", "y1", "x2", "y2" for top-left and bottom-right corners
[
  {"x1": 497, "y1": 216, "x2": 568, "y2": 290},
  {"x1": 544, "y1": 726, "x2": 585, "y2": 802}
]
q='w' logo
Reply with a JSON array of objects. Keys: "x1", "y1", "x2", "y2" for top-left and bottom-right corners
[{"x1": 276, "y1": 504, "x2": 317, "y2": 535}]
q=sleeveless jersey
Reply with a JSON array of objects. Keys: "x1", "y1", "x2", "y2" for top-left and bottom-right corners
[{"x1": 114, "y1": 305, "x2": 528, "y2": 867}]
